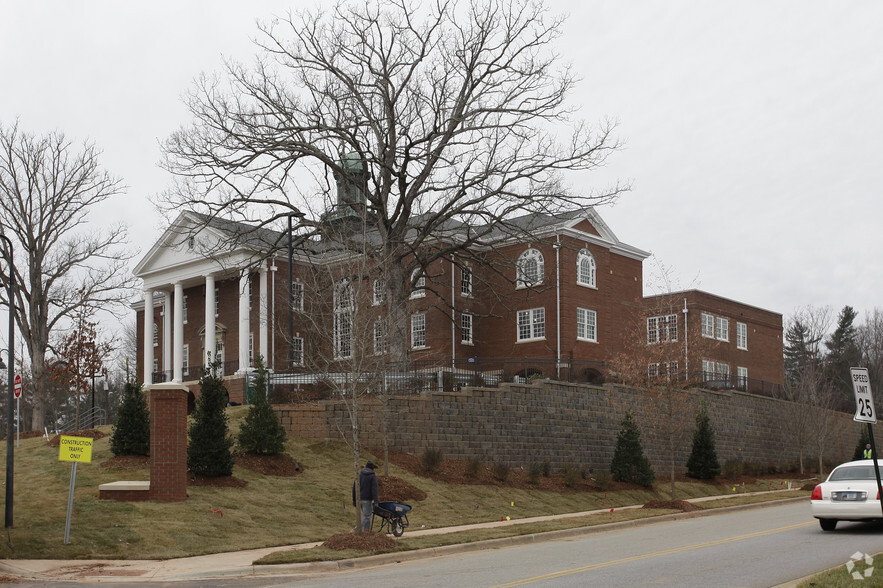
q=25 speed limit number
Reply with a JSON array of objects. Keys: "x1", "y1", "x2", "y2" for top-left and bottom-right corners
[{"x1": 852, "y1": 367, "x2": 876, "y2": 423}]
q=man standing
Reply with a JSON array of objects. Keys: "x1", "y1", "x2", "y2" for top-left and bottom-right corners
[
  {"x1": 352, "y1": 461, "x2": 379, "y2": 532},
  {"x1": 864, "y1": 444, "x2": 873, "y2": 459}
]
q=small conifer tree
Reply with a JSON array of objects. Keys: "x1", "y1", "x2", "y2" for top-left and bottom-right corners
[
  {"x1": 686, "y1": 405, "x2": 721, "y2": 479},
  {"x1": 610, "y1": 411, "x2": 655, "y2": 487},
  {"x1": 110, "y1": 378, "x2": 150, "y2": 456},
  {"x1": 188, "y1": 359, "x2": 234, "y2": 476},
  {"x1": 237, "y1": 355, "x2": 286, "y2": 455}
]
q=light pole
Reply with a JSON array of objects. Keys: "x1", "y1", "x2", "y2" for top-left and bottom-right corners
[{"x1": 0, "y1": 231, "x2": 15, "y2": 528}]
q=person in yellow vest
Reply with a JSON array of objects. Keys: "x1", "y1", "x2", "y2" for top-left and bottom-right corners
[{"x1": 864, "y1": 444, "x2": 873, "y2": 459}]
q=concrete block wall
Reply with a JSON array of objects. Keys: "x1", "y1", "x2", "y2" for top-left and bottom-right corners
[{"x1": 276, "y1": 381, "x2": 861, "y2": 474}]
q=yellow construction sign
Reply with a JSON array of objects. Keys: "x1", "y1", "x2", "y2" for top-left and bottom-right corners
[{"x1": 58, "y1": 436, "x2": 93, "y2": 463}]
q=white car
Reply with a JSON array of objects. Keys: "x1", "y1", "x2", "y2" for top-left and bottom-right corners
[{"x1": 811, "y1": 460, "x2": 883, "y2": 531}]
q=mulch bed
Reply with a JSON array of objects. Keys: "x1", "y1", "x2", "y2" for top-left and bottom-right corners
[
  {"x1": 642, "y1": 499, "x2": 701, "y2": 512},
  {"x1": 323, "y1": 531, "x2": 398, "y2": 552},
  {"x1": 378, "y1": 475, "x2": 427, "y2": 502},
  {"x1": 235, "y1": 452, "x2": 304, "y2": 477}
]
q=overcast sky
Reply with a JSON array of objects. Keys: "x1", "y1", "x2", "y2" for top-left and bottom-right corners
[{"x1": 1, "y1": 1, "x2": 881, "y2": 331}]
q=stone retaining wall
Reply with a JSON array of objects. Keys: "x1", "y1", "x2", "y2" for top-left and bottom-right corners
[{"x1": 274, "y1": 381, "x2": 861, "y2": 473}]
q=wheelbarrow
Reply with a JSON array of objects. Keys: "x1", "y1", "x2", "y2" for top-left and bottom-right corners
[{"x1": 372, "y1": 501, "x2": 411, "y2": 537}]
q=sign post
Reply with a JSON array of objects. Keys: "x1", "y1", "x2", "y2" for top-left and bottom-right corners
[
  {"x1": 851, "y1": 367, "x2": 883, "y2": 519},
  {"x1": 58, "y1": 435, "x2": 93, "y2": 544}
]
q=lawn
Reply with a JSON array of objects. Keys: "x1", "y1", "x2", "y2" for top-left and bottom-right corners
[{"x1": 0, "y1": 409, "x2": 810, "y2": 561}]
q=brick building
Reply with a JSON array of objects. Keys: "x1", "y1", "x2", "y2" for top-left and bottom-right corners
[{"x1": 132, "y1": 208, "x2": 783, "y2": 402}]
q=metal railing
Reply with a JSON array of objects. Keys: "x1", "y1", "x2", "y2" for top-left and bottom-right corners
[{"x1": 55, "y1": 407, "x2": 107, "y2": 433}]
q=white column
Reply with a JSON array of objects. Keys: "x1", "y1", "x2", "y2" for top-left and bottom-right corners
[
  {"x1": 173, "y1": 282, "x2": 185, "y2": 382},
  {"x1": 205, "y1": 274, "x2": 216, "y2": 370},
  {"x1": 142, "y1": 289, "x2": 154, "y2": 384},
  {"x1": 259, "y1": 265, "x2": 268, "y2": 368},
  {"x1": 162, "y1": 291, "x2": 172, "y2": 380},
  {"x1": 238, "y1": 272, "x2": 250, "y2": 372}
]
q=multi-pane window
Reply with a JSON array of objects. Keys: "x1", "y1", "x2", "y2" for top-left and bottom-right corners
[
  {"x1": 292, "y1": 282, "x2": 304, "y2": 311},
  {"x1": 715, "y1": 317, "x2": 729, "y2": 341},
  {"x1": 517, "y1": 307, "x2": 545, "y2": 341},
  {"x1": 577, "y1": 307, "x2": 597, "y2": 342},
  {"x1": 182, "y1": 344, "x2": 190, "y2": 375},
  {"x1": 373, "y1": 321, "x2": 387, "y2": 355},
  {"x1": 410, "y1": 269, "x2": 426, "y2": 299},
  {"x1": 716, "y1": 362, "x2": 730, "y2": 378},
  {"x1": 334, "y1": 279, "x2": 353, "y2": 359},
  {"x1": 701, "y1": 359, "x2": 715, "y2": 380},
  {"x1": 701, "y1": 313, "x2": 714, "y2": 338},
  {"x1": 461, "y1": 268, "x2": 472, "y2": 296},
  {"x1": 461, "y1": 313, "x2": 473, "y2": 344},
  {"x1": 214, "y1": 288, "x2": 220, "y2": 317},
  {"x1": 648, "y1": 361, "x2": 679, "y2": 379},
  {"x1": 411, "y1": 313, "x2": 426, "y2": 348},
  {"x1": 152, "y1": 359, "x2": 159, "y2": 378},
  {"x1": 516, "y1": 248, "x2": 544, "y2": 287},
  {"x1": 576, "y1": 249, "x2": 596, "y2": 287},
  {"x1": 292, "y1": 337, "x2": 304, "y2": 366},
  {"x1": 737, "y1": 322, "x2": 747, "y2": 350},
  {"x1": 373, "y1": 280, "x2": 384, "y2": 305},
  {"x1": 248, "y1": 332, "x2": 254, "y2": 365},
  {"x1": 182, "y1": 296, "x2": 188, "y2": 324},
  {"x1": 737, "y1": 366, "x2": 748, "y2": 389},
  {"x1": 647, "y1": 314, "x2": 678, "y2": 343},
  {"x1": 153, "y1": 323, "x2": 158, "y2": 347}
]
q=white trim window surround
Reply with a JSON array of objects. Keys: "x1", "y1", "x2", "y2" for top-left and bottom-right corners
[
  {"x1": 737, "y1": 322, "x2": 748, "y2": 350},
  {"x1": 701, "y1": 313, "x2": 714, "y2": 338},
  {"x1": 182, "y1": 295, "x2": 188, "y2": 324},
  {"x1": 516, "y1": 248, "x2": 544, "y2": 288},
  {"x1": 411, "y1": 313, "x2": 427, "y2": 348},
  {"x1": 648, "y1": 361, "x2": 678, "y2": 379},
  {"x1": 647, "y1": 314, "x2": 678, "y2": 344},
  {"x1": 461, "y1": 312, "x2": 473, "y2": 344},
  {"x1": 333, "y1": 279, "x2": 353, "y2": 359},
  {"x1": 292, "y1": 337, "x2": 304, "y2": 366},
  {"x1": 292, "y1": 281, "x2": 305, "y2": 311},
  {"x1": 577, "y1": 307, "x2": 597, "y2": 342},
  {"x1": 153, "y1": 323, "x2": 158, "y2": 347},
  {"x1": 373, "y1": 280, "x2": 384, "y2": 305},
  {"x1": 517, "y1": 307, "x2": 546, "y2": 341},
  {"x1": 182, "y1": 344, "x2": 190, "y2": 375},
  {"x1": 576, "y1": 249, "x2": 597, "y2": 288},
  {"x1": 410, "y1": 269, "x2": 426, "y2": 299},
  {"x1": 715, "y1": 316, "x2": 729, "y2": 341},
  {"x1": 373, "y1": 321, "x2": 387, "y2": 354},
  {"x1": 461, "y1": 268, "x2": 472, "y2": 297}
]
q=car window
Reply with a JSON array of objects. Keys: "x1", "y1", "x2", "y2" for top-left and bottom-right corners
[{"x1": 829, "y1": 466, "x2": 877, "y2": 481}]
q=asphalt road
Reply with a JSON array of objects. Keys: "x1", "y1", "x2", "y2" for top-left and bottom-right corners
[{"x1": 16, "y1": 501, "x2": 883, "y2": 587}]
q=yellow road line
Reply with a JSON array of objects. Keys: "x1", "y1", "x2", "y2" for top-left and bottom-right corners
[{"x1": 491, "y1": 521, "x2": 816, "y2": 587}]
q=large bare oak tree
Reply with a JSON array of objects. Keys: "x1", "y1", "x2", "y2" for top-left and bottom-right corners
[
  {"x1": 161, "y1": 0, "x2": 625, "y2": 365},
  {"x1": 0, "y1": 121, "x2": 135, "y2": 430}
]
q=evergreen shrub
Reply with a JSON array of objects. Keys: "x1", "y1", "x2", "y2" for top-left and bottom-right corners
[
  {"x1": 110, "y1": 379, "x2": 150, "y2": 456},
  {"x1": 188, "y1": 359, "x2": 234, "y2": 477},
  {"x1": 609, "y1": 412, "x2": 655, "y2": 487},
  {"x1": 237, "y1": 355, "x2": 286, "y2": 455}
]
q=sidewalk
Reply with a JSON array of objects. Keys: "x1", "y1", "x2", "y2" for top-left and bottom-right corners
[{"x1": 0, "y1": 492, "x2": 805, "y2": 583}]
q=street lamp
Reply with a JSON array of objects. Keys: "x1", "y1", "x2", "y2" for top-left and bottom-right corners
[
  {"x1": 0, "y1": 230, "x2": 15, "y2": 528},
  {"x1": 287, "y1": 212, "x2": 305, "y2": 371}
]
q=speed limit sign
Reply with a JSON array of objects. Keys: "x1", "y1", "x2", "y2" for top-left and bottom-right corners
[
  {"x1": 852, "y1": 367, "x2": 876, "y2": 423},
  {"x1": 13, "y1": 374, "x2": 21, "y2": 399}
]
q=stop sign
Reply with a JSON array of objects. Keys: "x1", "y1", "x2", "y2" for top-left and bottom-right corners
[{"x1": 13, "y1": 374, "x2": 21, "y2": 399}]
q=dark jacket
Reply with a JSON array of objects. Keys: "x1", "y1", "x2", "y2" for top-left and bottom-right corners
[{"x1": 352, "y1": 467, "x2": 379, "y2": 505}]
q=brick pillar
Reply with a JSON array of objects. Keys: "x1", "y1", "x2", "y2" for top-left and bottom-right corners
[{"x1": 146, "y1": 383, "x2": 188, "y2": 502}]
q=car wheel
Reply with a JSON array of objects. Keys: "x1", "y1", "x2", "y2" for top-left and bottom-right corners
[{"x1": 819, "y1": 518, "x2": 838, "y2": 531}]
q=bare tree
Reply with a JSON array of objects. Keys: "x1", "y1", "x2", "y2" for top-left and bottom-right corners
[
  {"x1": 161, "y1": 0, "x2": 625, "y2": 366},
  {"x1": 783, "y1": 306, "x2": 834, "y2": 475},
  {"x1": 0, "y1": 121, "x2": 136, "y2": 430}
]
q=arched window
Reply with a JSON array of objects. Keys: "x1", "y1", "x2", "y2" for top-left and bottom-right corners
[
  {"x1": 577, "y1": 249, "x2": 596, "y2": 287},
  {"x1": 517, "y1": 248, "x2": 544, "y2": 287},
  {"x1": 334, "y1": 279, "x2": 353, "y2": 359},
  {"x1": 410, "y1": 268, "x2": 426, "y2": 298}
]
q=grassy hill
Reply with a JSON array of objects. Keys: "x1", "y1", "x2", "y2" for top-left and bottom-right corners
[{"x1": 0, "y1": 406, "x2": 807, "y2": 560}]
